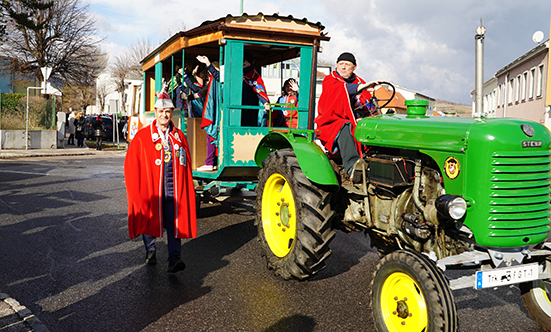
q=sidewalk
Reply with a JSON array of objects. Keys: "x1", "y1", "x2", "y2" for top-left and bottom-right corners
[
  {"x1": 0, "y1": 140, "x2": 127, "y2": 159},
  {"x1": 0, "y1": 293, "x2": 49, "y2": 332}
]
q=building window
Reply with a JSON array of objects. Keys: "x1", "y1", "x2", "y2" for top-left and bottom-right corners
[
  {"x1": 262, "y1": 64, "x2": 280, "y2": 79},
  {"x1": 529, "y1": 68, "x2": 536, "y2": 99},
  {"x1": 492, "y1": 90, "x2": 496, "y2": 113},
  {"x1": 508, "y1": 78, "x2": 514, "y2": 104},
  {"x1": 502, "y1": 83, "x2": 507, "y2": 106},
  {"x1": 537, "y1": 64, "x2": 544, "y2": 97},
  {"x1": 515, "y1": 75, "x2": 521, "y2": 103},
  {"x1": 496, "y1": 84, "x2": 501, "y2": 108},
  {"x1": 521, "y1": 72, "x2": 527, "y2": 101}
]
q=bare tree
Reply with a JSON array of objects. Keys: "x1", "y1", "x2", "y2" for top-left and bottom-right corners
[
  {"x1": 0, "y1": 0, "x2": 104, "y2": 86},
  {"x1": 110, "y1": 38, "x2": 154, "y2": 112},
  {"x1": 127, "y1": 37, "x2": 154, "y2": 79},
  {"x1": 62, "y1": 49, "x2": 109, "y2": 113},
  {"x1": 96, "y1": 77, "x2": 114, "y2": 113}
]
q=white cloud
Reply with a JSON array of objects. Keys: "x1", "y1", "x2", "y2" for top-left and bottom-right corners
[{"x1": 88, "y1": 0, "x2": 551, "y2": 103}]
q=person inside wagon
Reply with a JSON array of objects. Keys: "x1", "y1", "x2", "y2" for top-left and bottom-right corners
[
  {"x1": 241, "y1": 52, "x2": 271, "y2": 127},
  {"x1": 276, "y1": 78, "x2": 299, "y2": 128},
  {"x1": 315, "y1": 52, "x2": 384, "y2": 183},
  {"x1": 195, "y1": 55, "x2": 221, "y2": 171},
  {"x1": 182, "y1": 64, "x2": 208, "y2": 117}
]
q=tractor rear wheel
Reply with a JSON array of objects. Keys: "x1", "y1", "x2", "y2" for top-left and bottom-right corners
[
  {"x1": 370, "y1": 250, "x2": 457, "y2": 332},
  {"x1": 255, "y1": 148, "x2": 336, "y2": 280},
  {"x1": 520, "y1": 279, "x2": 551, "y2": 332}
]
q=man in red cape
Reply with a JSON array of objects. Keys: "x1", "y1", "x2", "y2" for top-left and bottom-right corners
[
  {"x1": 124, "y1": 90, "x2": 196, "y2": 273},
  {"x1": 315, "y1": 52, "x2": 382, "y2": 181}
]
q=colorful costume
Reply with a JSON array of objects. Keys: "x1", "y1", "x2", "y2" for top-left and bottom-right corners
[
  {"x1": 315, "y1": 71, "x2": 372, "y2": 155},
  {"x1": 124, "y1": 119, "x2": 197, "y2": 240},
  {"x1": 277, "y1": 93, "x2": 299, "y2": 128},
  {"x1": 242, "y1": 66, "x2": 269, "y2": 127}
]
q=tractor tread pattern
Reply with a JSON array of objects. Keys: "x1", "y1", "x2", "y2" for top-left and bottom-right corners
[
  {"x1": 255, "y1": 148, "x2": 336, "y2": 280},
  {"x1": 370, "y1": 250, "x2": 458, "y2": 332}
]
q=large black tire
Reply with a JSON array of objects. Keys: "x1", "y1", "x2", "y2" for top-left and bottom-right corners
[
  {"x1": 370, "y1": 250, "x2": 458, "y2": 332},
  {"x1": 520, "y1": 279, "x2": 551, "y2": 331},
  {"x1": 255, "y1": 148, "x2": 336, "y2": 280}
]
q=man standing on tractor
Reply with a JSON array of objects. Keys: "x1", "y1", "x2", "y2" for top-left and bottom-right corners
[
  {"x1": 124, "y1": 90, "x2": 197, "y2": 273},
  {"x1": 315, "y1": 52, "x2": 383, "y2": 182}
]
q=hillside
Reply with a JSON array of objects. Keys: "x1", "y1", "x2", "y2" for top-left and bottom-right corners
[{"x1": 434, "y1": 99, "x2": 472, "y2": 117}]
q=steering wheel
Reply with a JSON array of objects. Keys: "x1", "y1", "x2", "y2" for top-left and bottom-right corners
[{"x1": 354, "y1": 81, "x2": 396, "y2": 115}]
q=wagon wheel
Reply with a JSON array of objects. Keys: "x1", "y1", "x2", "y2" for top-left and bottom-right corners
[
  {"x1": 370, "y1": 250, "x2": 458, "y2": 332},
  {"x1": 520, "y1": 279, "x2": 551, "y2": 332},
  {"x1": 255, "y1": 148, "x2": 336, "y2": 280}
]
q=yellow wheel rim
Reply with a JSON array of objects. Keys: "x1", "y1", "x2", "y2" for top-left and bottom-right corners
[
  {"x1": 380, "y1": 272, "x2": 428, "y2": 332},
  {"x1": 261, "y1": 173, "x2": 297, "y2": 257},
  {"x1": 533, "y1": 280, "x2": 551, "y2": 316}
]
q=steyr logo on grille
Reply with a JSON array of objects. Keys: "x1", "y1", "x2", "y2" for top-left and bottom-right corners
[
  {"x1": 521, "y1": 124, "x2": 535, "y2": 137},
  {"x1": 522, "y1": 141, "x2": 542, "y2": 148}
]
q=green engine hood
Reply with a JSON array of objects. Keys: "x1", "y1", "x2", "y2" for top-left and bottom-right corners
[
  {"x1": 355, "y1": 114, "x2": 477, "y2": 152},
  {"x1": 356, "y1": 113, "x2": 551, "y2": 248}
]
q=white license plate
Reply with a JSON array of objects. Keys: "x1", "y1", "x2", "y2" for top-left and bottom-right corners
[{"x1": 475, "y1": 263, "x2": 539, "y2": 289}]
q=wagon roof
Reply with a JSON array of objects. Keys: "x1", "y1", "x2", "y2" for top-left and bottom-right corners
[{"x1": 141, "y1": 13, "x2": 328, "y2": 71}]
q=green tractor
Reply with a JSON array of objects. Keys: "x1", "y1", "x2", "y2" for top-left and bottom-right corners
[{"x1": 254, "y1": 87, "x2": 551, "y2": 331}]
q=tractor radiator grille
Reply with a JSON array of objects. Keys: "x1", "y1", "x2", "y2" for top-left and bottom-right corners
[{"x1": 488, "y1": 151, "x2": 551, "y2": 238}]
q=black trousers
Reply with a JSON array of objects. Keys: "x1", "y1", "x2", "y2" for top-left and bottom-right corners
[{"x1": 336, "y1": 123, "x2": 360, "y2": 175}]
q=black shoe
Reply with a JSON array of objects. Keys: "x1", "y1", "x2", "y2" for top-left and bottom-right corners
[
  {"x1": 167, "y1": 258, "x2": 186, "y2": 273},
  {"x1": 145, "y1": 251, "x2": 157, "y2": 265}
]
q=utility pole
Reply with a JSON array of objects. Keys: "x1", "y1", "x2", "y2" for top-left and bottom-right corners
[
  {"x1": 474, "y1": 18, "x2": 486, "y2": 118},
  {"x1": 240, "y1": 0, "x2": 244, "y2": 14}
]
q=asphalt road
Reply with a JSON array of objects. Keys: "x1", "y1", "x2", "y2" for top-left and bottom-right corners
[{"x1": 0, "y1": 155, "x2": 546, "y2": 332}]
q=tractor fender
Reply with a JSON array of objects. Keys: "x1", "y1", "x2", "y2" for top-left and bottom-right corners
[{"x1": 254, "y1": 131, "x2": 339, "y2": 187}]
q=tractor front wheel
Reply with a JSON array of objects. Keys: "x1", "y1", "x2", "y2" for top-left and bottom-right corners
[
  {"x1": 520, "y1": 279, "x2": 551, "y2": 332},
  {"x1": 370, "y1": 250, "x2": 457, "y2": 332},
  {"x1": 255, "y1": 148, "x2": 336, "y2": 280}
]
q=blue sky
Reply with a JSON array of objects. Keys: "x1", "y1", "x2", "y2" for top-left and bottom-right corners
[{"x1": 88, "y1": 0, "x2": 551, "y2": 104}]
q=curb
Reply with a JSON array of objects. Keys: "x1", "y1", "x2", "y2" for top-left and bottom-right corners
[
  {"x1": 0, "y1": 149, "x2": 127, "y2": 159},
  {"x1": 0, "y1": 293, "x2": 49, "y2": 332}
]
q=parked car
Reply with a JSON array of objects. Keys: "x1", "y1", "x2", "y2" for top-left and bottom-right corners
[{"x1": 83, "y1": 116, "x2": 113, "y2": 141}]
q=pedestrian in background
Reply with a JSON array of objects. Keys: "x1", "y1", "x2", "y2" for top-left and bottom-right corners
[
  {"x1": 92, "y1": 116, "x2": 104, "y2": 150},
  {"x1": 124, "y1": 90, "x2": 196, "y2": 273},
  {"x1": 67, "y1": 111, "x2": 76, "y2": 145},
  {"x1": 74, "y1": 112, "x2": 85, "y2": 147}
]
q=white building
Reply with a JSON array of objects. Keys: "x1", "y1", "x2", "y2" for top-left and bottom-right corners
[{"x1": 91, "y1": 72, "x2": 143, "y2": 116}]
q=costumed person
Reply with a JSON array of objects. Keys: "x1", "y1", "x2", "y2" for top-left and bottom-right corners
[
  {"x1": 74, "y1": 112, "x2": 85, "y2": 147},
  {"x1": 195, "y1": 55, "x2": 220, "y2": 171},
  {"x1": 126, "y1": 114, "x2": 143, "y2": 144},
  {"x1": 315, "y1": 52, "x2": 384, "y2": 182},
  {"x1": 92, "y1": 116, "x2": 104, "y2": 150},
  {"x1": 183, "y1": 65, "x2": 208, "y2": 117},
  {"x1": 167, "y1": 67, "x2": 183, "y2": 109},
  {"x1": 124, "y1": 90, "x2": 196, "y2": 273},
  {"x1": 241, "y1": 52, "x2": 270, "y2": 127},
  {"x1": 67, "y1": 111, "x2": 76, "y2": 145},
  {"x1": 276, "y1": 78, "x2": 299, "y2": 128}
]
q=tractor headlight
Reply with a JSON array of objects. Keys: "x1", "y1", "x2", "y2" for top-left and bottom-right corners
[{"x1": 436, "y1": 195, "x2": 467, "y2": 220}]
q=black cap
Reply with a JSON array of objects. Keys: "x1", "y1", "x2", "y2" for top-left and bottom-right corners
[
  {"x1": 337, "y1": 52, "x2": 356, "y2": 65},
  {"x1": 244, "y1": 52, "x2": 254, "y2": 65}
]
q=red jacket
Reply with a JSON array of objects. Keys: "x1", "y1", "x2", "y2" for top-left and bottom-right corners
[
  {"x1": 124, "y1": 120, "x2": 197, "y2": 239},
  {"x1": 315, "y1": 72, "x2": 371, "y2": 154}
]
